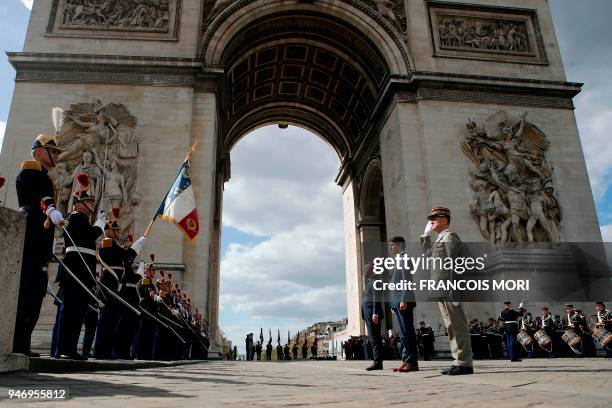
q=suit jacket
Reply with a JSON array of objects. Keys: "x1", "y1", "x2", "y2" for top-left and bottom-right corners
[
  {"x1": 361, "y1": 273, "x2": 384, "y2": 320},
  {"x1": 385, "y1": 251, "x2": 416, "y2": 307}
]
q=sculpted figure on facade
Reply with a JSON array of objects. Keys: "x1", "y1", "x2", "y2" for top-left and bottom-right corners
[
  {"x1": 50, "y1": 99, "x2": 140, "y2": 238},
  {"x1": 437, "y1": 16, "x2": 529, "y2": 53},
  {"x1": 60, "y1": 0, "x2": 172, "y2": 31},
  {"x1": 461, "y1": 110, "x2": 561, "y2": 244}
]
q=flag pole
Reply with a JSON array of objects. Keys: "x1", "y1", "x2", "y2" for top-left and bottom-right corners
[{"x1": 142, "y1": 141, "x2": 199, "y2": 238}]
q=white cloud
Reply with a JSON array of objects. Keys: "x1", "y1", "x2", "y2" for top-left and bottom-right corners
[
  {"x1": 220, "y1": 125, "x2": 347, "y2": 331},
  {"x1": 575, "y1": 100, "x2": 612, "y2": 199},
  {"x1": 601, "y1": 224, "x2": 612, "y2": 242},
  {"x1": 20, "y1": 0, "x2": 33, "y2": 10},
  {"x1": 0, "y1": 121, "x2": 6, "y2": 150}
]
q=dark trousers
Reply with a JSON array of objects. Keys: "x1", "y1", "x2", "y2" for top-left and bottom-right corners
[
  {"x1": 392, "y1": 307, "x2": 418, "y2": 366},
  {"x1": 504, "y1": 334, "x2": 517, "y2": 360},
  {"x1": 50, "y1": 288, "x2": 64, "y2": 358},
  {"x1": 113, "y1": 307, "x2": 139, "y2": 359},
  {"x1": 363, "y1": 315, "x2": 383, "y2": 366},
  {"x1": 93, "y1": 298, "x2": 118, "y2": 359},
  {"x1": 134, "y1": 317, "x2": 156, "y2": 360},
  {"x1": 57, "y1": 288, "x2": 88, "y2": 356},
  {"x1": 82, "y1": 307, "x2": 98, "y2": 357},
  {"x1": 153, "y1": 324, "x2": 173, "y2": 361},
  {"x1": 13, "y1": 260, "x2": 47, "y2": 354},
  {"x1": 422, "y1": 339, "x2": 435, "y2": 360}
]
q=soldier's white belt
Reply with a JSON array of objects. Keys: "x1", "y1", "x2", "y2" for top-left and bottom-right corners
[
  {"x1": 505, "y1": 321, "x2": 519, "y2": 324},
  {"x1": 66, "y1": 246, "x2": 96, "y2": 256},
  {"x1": 125, "y1": 283, "x2": 138, "y2": 288}
]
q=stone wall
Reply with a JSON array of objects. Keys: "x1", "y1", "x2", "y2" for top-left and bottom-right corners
[{"x1": 0, "y1": 207, "x2": 28, "y2": 372}]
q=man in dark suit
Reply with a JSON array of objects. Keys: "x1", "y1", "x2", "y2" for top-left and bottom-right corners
[
  {"x1": 386, "y1": 236, "x2": 419, "y2": 372},
  {"x1": 361, "y1": 263, "x2": 384, "y2": 370}
]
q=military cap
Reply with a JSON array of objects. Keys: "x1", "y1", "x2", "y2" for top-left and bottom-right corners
[
  {"x1": 427, "y1": 206, "x2": 451, "y2": 220},
  {"x1": 564, "y1": 304, "x2": 574, "y2": 308},
  {"x1": 32, "y1": 133, "x2": 61, "y2": 151},
  {"x1": 595, "y1": 301, "x2": 605, "y2": 307}
]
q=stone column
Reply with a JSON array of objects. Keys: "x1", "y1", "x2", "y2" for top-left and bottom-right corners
[{"x1": 0, "y1": 207, "x2": 29, "y2": 372}]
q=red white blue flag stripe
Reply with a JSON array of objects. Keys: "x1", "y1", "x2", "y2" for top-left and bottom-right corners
[{"x1": 156, "y1": 160, "x2": 200, "y2": 241}]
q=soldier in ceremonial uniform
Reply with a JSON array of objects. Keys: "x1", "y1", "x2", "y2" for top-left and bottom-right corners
[
  {"x1": 266, "y1": 341, "x2": 273, "y2": 360},
  {"x1": 519, "y1": 310, "x2": 536, "y2": 358},
  {"x1": 421, "y1": 206, "x2": 473, "y2": 375},
  {"x1": 562, "y1": 304, "x2": 591, "y2": 357},
  {"x1": 283, "y1": 343, "x2": 290, "y2": 360},
  {"x1": 134, "y1": 258, "x2": 159, "y2": 360},
  {"x1": 595, "y1": 302, "x2": 612, "y2": 357},
  {"x1": 276, "y1": 343, "x2": 283, "y2": 360},
  {"x1": 13, "y1": 133, "x2": 65, "y2": 356},
  {"x1": 469, "y1": 319, "x2": 484, "y2": 359},
  {"x1": 499, "y1": 302, "x2": 521, "y2": 361},
  {"x1": 114, "y1": 257, "x2": 145, "y2": 359},
  {"x1": 417, "y1": 321, "x2": 435, "y2": 361},
  {"x1": 539, "y1": 307, "x2": 555, "y2": 358},
  {"x1": 292, "y1": 343, "x2": 298, "y2": 360},
  {"x1": 301, "y1": 340, "x2": 308, "y2": 359},
  {"x1": 93, "y1": 208, "x2": 145, "y2": 359},
  {"x1": 54, "y1": 174, "x2": 105, "y2": 359},
  {"x1": 152, "y1": 274, "x2": 174, "y2": 361}
]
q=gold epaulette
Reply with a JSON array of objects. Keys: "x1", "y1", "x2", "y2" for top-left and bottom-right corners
[
  {"x1": 21, "y1": 160, "x2": 42, "y2": 171},
  {"x1": 160, "y1": 290, "x2": 167, "y2": 298},
  {"x1": 101, "y1": 237, "x2": 113, "y2": 248},
  {"x1": 142, "y1": 278, "x2": 151, "y2": 285}
]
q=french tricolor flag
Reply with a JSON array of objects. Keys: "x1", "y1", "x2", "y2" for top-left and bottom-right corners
[{"x1": 156, "y1": 160, "x2": 200, "y2": 241}]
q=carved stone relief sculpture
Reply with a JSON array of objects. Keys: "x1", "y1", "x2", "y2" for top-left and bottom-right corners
[
  {"x1": 60, "y1": 0, "x2": 172, "y2": 31},
  {"x1": 48, "y1": 0, "x2": 180, "y2": 40},
  {"x1": 48, "y1": 99, "x2": 140, "y2": 239},
  {"x1": 427, "y1": 2, "x2": 547, "y2": 64},
  {"x1": 461, "y1": 110, "x2": 561, "y2": 244}
]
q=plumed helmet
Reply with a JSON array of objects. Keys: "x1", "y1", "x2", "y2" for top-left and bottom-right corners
[{"x1": 32, "y1": 133, "x2": 61, "y2": 151}]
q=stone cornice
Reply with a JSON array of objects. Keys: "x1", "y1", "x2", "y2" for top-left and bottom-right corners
[
  {"x1": 7, "y1": 52, "x2": 224, "y2": 87},
  {"x1": 352, "y1": 71, "x2": 582, "y2": 171}
]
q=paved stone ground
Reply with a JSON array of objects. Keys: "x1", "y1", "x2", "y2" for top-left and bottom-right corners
[{"x1": 0, "y1": 358, "x2": 610, "y2": 407}]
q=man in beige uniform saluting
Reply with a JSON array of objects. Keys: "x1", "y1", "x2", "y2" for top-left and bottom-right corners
[{"x1": 421, "y1": 206, "x2": 474, "y2": 375}]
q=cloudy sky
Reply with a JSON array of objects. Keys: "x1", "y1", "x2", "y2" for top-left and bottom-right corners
[{"x1": 1, "y1": 0, "x2": 611, "y2": 353}]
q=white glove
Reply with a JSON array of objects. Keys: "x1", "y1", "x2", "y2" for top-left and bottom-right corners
[
  {"x1": 154, "y1": 295, "x2": 163, "y2": 303},
  {"x1": 47, "y1": 208, "x2": 64, "y2": 226},
  {"x1": 94, "y1": 210, "x2": 106, "y2": 230},
  {"x1": 423, "y1": 221, "x2": 434, "y2": 236},
  {"x1": 131, "y1": 236, "x2": 147, "y2": 255},
  {"x1": 172, "y1": 309, "x2": 179, "y2": 316},
  {"x1": 519, "y1": 302, "x2": 524, "y2": 309},
  {"x1": 136, "y1": 261, "x2": 145, "y2": 277}
]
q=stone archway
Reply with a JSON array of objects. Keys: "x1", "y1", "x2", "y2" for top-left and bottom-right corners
[{"x1": 203, "y1": 3, "x2": 410, "y2": 339}]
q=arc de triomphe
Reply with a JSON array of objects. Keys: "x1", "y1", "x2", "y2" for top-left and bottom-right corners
[{"x1": 0, "y1": 0, "x2": 601, "y2": 347}]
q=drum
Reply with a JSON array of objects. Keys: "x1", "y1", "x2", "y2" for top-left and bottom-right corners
[
  {"x1": 517, "y1": 331, "x2": 533, "y2": 347},
  {"x1": 534, "y1": 330, "x2": 552, "y2": 347},
  {"x1": 562, "y1": 330, "x2": 582, "y2": 348},
  {"x1": 586, "y1": 314, "x2": 598, "y2": 332},
  {"x1": 591, "y1": 327, "x2": 612, "y2": 347}
]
